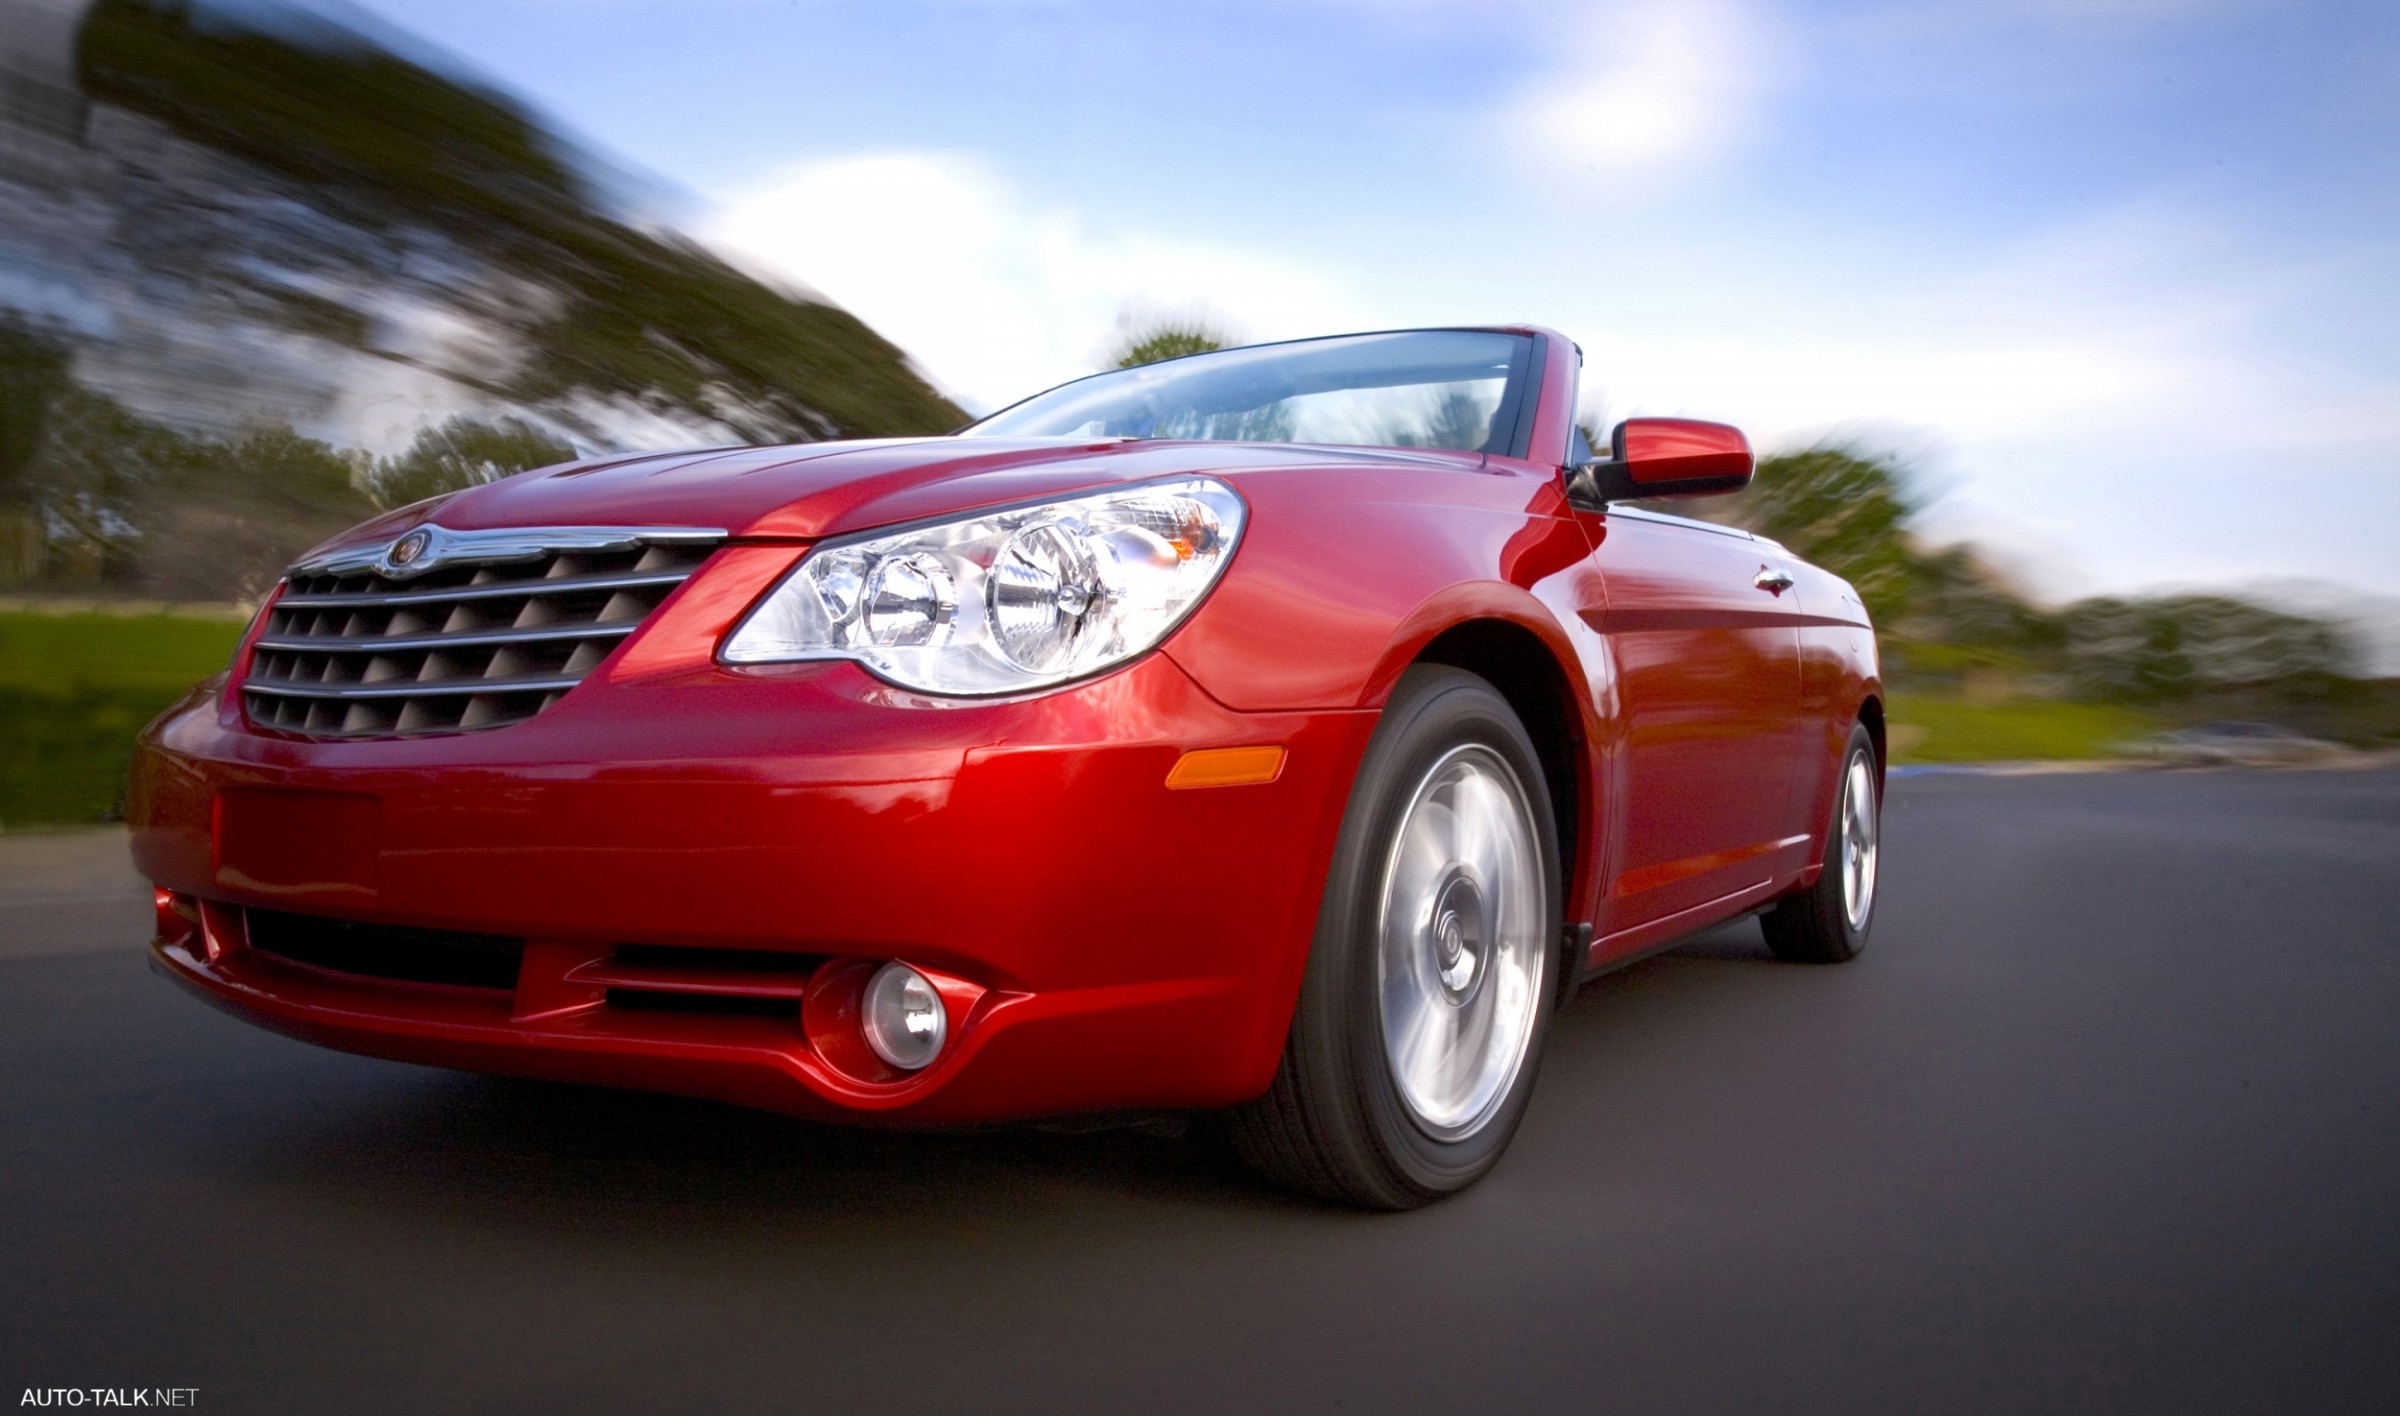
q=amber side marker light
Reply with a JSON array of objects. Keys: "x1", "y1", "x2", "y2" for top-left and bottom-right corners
[{"x1": 1166, "y1": 745, "x2": 1286, "y2": 790}]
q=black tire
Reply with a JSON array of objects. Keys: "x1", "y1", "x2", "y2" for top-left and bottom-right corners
[
  {"x1": 1761, "y1": 721, "x2": 1880, "y2": 964},
  {"x1": 1229, "y1": 665, "x2": 1562, "y2": 1209}
]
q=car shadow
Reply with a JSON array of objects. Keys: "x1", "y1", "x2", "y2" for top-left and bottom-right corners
[
  {"x1": 237, "y1": 1067, "x2": 1310, "y2": 1234},
  {"x1": 222, "y1": 915, "x2": 1789, "y2": 1237},
  {"x1": 1657, "y1": 916, "x2": 1777, "y2": 962}
]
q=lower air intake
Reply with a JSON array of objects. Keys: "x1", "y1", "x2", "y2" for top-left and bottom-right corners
[{"x1": 243, "y1": 908, "x2": 527, "y2": 991}]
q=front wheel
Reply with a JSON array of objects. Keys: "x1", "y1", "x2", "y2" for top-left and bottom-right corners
[
  {"x1": 1760, "y1": 721, "x2": 1881, "y2": 963},
  {"x1": 1230, "y1": 665, "x2": 1561, "y2": 1209}
]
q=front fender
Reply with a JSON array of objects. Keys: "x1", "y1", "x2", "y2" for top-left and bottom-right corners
[
  {"x1": 1353, "y1": 580, "x2": 1587, "y2": 712},
  {"x1": 1160, "y1": 462, "x2": 1595, "y2": 713}
]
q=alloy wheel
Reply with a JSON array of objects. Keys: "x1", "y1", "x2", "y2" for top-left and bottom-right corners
[
  {"x1": 1839, "y1": 753, "x2": 1879, "y2": 931},
  {"x1": 1375, "y1": 744, "x2": 1547, "y2": 1141}
]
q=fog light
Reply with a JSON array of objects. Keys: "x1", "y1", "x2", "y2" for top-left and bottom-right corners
[{"x1": 861, "y1": 961, "x2": 947, "y2": 1071}]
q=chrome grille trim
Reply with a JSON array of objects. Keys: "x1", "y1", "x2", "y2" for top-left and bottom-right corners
[
  {"x1": 243, "y1": 523, "x2": 725, "y2": 739},
  {"x1": 252, "y1": 622, "x2": 641, "y2": 654},
  {"x1": 291, "y1": 523, "x2": 725, "y2": 581},
  {"x1": 272, "y1": 568, "x2": 693, "y2": 610},
  {"x1": 243, "y1": 675, "x2": 588, "y2": 701}
]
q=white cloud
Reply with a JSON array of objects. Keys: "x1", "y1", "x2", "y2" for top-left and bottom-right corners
[
  {"x1": 1508, "y1": 0, "x2": 1770, "y2": 178},
  {"x1": 1531, "y1": 198, "x2": 2400, "y2": 602},
  {"x1": 704, "y1": 152, "x2": 1363, "y2": 412},
  {"x1": 1582, "y1": 333, "x2": 2169, "y2": 449},
  {"x1": 1553, "y1": 204, "x2": 2241, "y2": 457}
]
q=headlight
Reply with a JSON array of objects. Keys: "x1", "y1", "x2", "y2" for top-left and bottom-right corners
[{"x1": 720, "y1": 476, "x2": 1245, "y2": 695}]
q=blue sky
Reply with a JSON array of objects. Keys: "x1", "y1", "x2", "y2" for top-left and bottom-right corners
[{"x1": 345, "y1": 0, "x2": 2399, "y2": 612}]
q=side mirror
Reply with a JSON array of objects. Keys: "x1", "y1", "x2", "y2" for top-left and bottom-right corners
[{"x1": 1565, "y1": 417, "x2": 1754, "y2": 505}]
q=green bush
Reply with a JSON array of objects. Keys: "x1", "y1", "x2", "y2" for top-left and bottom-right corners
[
  {"x1": 0, "y1": 611, "x2": 243, "y2": 827},
  {"x1": 0, "y1": 684, "x2": 199, "y2": 827}
]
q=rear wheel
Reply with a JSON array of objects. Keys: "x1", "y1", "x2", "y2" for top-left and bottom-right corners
[
  {"x1": 1761, "y1": 721, "x2": 1880, "y2": 964},
  {"x1": 1230, "y1": 665, "x2": 1561, "y2": 1209}
]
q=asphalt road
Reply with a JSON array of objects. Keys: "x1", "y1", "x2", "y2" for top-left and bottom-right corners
[{"x1": 4, "y1": 768, "x2": 2397, "y2": 1414}]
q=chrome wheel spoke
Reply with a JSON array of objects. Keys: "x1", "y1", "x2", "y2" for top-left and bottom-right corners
[
  {"x1": 1839, "y1": 755, "x2": 1879, "y2": 930},
  {"x1": 1449, "y1": 773, "x2": 1507, "y2": 890},
  {"x1": 1376, "y1": 744, "x2": 1546, "y2": 1140}
]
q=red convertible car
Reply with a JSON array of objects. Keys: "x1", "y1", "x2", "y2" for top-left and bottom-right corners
[{"x1": 130, "y1": 326, "x2": 1882, "y2": 1208}]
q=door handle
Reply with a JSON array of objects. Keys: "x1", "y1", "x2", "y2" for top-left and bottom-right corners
[{"x1": 1753, "y1": 567, "x2": 1794, "y2": 595}]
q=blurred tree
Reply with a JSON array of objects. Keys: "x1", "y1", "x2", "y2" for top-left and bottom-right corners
[
  {"x1": 0, "y1": 320, "x2": 72, "y2": 494},
  {"x1": 1902, "y1": 542, "x2": 2058, "y2": 655},
  {"x1": 8, "y1": 358, "x2": 576, "y2": 597},
  {"x1": 1682, "y1": 445, "x2": 1922, "y2": 628},
  {"x1": 1151, "y1": 403, "x2": 1296, "y2": 442},
  {"x1": 153, "y1": 423, "x2": 378, "y2": 600},
  {"x1": 1570, "y1": 394, "x2": 1612, "y2": 463},
  {"x1": 10, "y1": 369, "x2": 381, "y2": 598},
  {"x1": 1436, "y1": 391, "x2": 1494, "y2": 451},
  {"x1": 367, "y1": 415, "x2": 575, "y2": 510},
  {"x1": 1107, "y1": 320, "x2": 1229, "y2": 369},
  {"x1": 2055, "y1": 595, "x2": 2358, "y2": 700},
  {"x1": 0, "y1": 320, "x2": 75, "y2": 584},
  {"x1": 15, "y1": 383, "x2": 197, "y2": 584},
  {"x1": 215, "y1": 423, "x2": 369, "y2": 514}
]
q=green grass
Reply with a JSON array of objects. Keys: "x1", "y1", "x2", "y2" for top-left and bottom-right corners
[
  {"x1": 1887, "y1": 690, "x2": 2163, "y2": 764},
  {"x1": 0, "y1": 611, "x2": 244, "y2": 828}
]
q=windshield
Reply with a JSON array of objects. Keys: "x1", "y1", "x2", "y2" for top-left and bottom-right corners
[{"x1": 964, "y1": 330, "x2": 1536, "y2": 454}]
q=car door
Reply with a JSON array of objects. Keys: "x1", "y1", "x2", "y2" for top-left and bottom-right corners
[{"x1": 1588, "y1": 505, "x2": 1808, "y2": 933}]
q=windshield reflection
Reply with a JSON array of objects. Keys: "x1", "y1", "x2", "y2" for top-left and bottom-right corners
[{"x1": 966, "y1": 330, "x2": 1533, "y2": 454}]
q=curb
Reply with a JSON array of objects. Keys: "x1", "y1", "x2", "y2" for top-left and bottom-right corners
[
  {"x1": 1890, "y1": 753, "x2": 2400, "y2": 779},
  {"x1": 1888, "y1": 761, "x2": 2142, "y2": 779}
]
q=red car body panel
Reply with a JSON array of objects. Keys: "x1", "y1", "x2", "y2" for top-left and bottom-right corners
[{"x1": 130, "y1": 325, "x2": 1880, "y2": 1124}]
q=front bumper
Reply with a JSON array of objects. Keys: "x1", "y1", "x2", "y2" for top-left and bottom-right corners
[{"x1": 132, "y1": 640, "x2": 1370, "y2": 1125}]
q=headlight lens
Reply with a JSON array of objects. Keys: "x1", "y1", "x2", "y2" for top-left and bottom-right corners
[{"x1": 720, "y1": 476, "x2": 1245, "y2": 695}]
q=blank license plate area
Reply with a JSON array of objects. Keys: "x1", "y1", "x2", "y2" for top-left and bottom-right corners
[{"x1": 212, "y1": 788, "x2": 381, "y2": 909}]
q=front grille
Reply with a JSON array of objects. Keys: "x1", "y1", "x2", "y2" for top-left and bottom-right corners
[
  {"x1": 244, "y1": 908, "x2": 526, "y2": 990},
  {"x1": 243, "y1": 524, "x2": 721, "y2": 738}
]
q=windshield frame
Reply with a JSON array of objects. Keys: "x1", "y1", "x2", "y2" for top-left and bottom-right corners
[{"x1": 959, "y1": 327, "x2": 1548, "y2": 460}]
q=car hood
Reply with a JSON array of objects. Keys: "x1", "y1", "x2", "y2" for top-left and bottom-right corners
[{"x1": 299, "y1": 436, "x2": 1486, "y2": 561}]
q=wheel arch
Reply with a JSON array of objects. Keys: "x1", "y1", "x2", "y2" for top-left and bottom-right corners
[
  {"x1": 1858, "y1": 692, "x2": 1887, "y2": 781},
  {"x1": 1405, "y1": 616, "x2": 1593, "y2": 998}
]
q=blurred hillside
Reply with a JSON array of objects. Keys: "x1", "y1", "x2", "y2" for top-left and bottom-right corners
[{"x1": 0, "y1": 0, "x2": 964, "y2": 599}]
